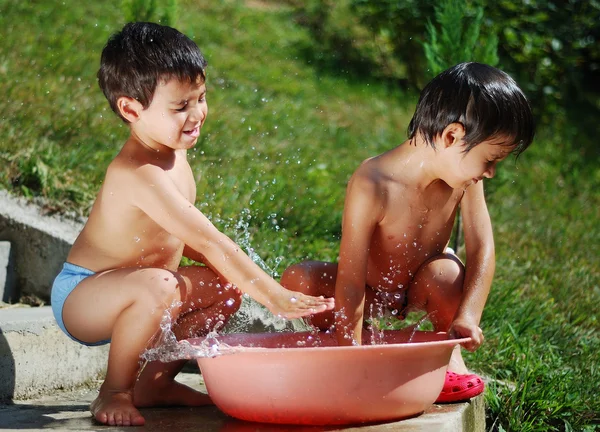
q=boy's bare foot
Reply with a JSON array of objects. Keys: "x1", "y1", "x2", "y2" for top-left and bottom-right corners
[
  {"x1": 447, "y1": 345, "x2": 470, "y2": 374},
  {"x1": 90, "y1": 390, "x2": 145, "y2": 426},
  {"x1": 134, "y1": 377, "x2": 213, "y2": 408}
]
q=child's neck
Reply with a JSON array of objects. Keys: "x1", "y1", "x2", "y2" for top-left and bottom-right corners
[
  {"x1": 128, "y1": 133, "x2": 177, "y2": 156},
  {"x1": 401, "y1": 136, "x2": 448, "y2": 191}
]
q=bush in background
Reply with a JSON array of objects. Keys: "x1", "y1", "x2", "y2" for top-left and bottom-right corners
[
  {"x1": 122, "y1": 0, "x2": 178, "y2": 26},
  {"x1": 291, "y1": 0, "x2": 600, "y2": 138},
  {"x1": 423, "y1": 0, "x2": 498, "y2": 78}
]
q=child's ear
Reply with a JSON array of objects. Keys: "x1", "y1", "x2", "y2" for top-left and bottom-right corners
[
  {"x1": 116, "y1": 97, "x2": 144, "y2": 123},
  {"x1": 441, "y1": 123, "x2": 466, "y2": 148}
]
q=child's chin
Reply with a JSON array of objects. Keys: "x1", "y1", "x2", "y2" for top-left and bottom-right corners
[{"x1": 180, "y1": 137, "x2": 199, "y2": 148}]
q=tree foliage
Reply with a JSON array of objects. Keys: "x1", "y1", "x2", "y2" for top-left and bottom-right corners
[
  {"x1": 122, "y1": 0, "x2": 178, "y2": 26},
  {"x1": 291, "y1": 0, "x2": 600, "y2": 137},
  {"x1": 423, "y1": 0, "x2": 498, "y2": 78}
]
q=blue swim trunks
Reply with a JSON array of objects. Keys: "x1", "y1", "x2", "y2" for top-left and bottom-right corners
[{"x1": 51, "y1": 262, "x2": 110, "y2": 346}]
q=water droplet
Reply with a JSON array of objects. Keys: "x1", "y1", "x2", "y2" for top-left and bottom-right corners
[{"x1": 134, "y1": 236, "x2": 141, "y2": 242}]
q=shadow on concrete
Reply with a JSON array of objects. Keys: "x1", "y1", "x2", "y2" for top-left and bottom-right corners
[
  {"x1": 0, "y1": 403, "x2": 89, "y2": 430},
  {"x1": 0, "y1": 403, "x2": 353, "y2": 431},
  {"x1": 220, "y1": 418, "x2": 348, "y2": 431},
  {"x1": 0, "y1": 330, "x2": 15, "y2": 404}
]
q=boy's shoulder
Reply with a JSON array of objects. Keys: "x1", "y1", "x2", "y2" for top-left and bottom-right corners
[
  {"x1": 352, "y1": 151, "x2": 406, "y2": 188},
  {"x1": 347, "y1": 157, "x2": 391, "y2": 203},
  {"x1": 104, "y1": 148, "x2": 170, "y2": 186}
]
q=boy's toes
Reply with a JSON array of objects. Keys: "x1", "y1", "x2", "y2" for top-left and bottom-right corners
[
  {"x1": 104, "y1": 413, "x2": 115, "y2": 425},
  {"x1": 132, "y1": 413, "x2": 145, "y2": 426},
  {"x1": 94, "y1": 412, "x2": 108, "y2": 425},
  {"x1": 114, "y1": 412, "x2": 123, "y2": 426},
  {"x1": 127, "y1": 411, "x2": 144, "y2": 426}
]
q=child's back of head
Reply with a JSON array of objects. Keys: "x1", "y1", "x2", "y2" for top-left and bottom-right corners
[
  {"x1": 97, "y1": 22, "x2": 208, "y2": 122},
  {"x1": 408, "y1": 62, "x2": 535, "y2": 154}
]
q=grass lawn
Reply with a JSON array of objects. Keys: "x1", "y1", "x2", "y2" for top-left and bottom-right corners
[{"x1": 0, "y1": 1, "x2": 598, "y2": 430}]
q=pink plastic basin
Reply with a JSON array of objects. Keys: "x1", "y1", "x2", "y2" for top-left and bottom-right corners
[{"x1": 189, "y1": 330, "x2": 469, "y2": 426}]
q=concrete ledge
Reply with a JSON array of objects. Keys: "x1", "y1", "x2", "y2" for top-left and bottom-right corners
[
  {"x1": 0, "y1": 372, "x2": 485, "y2": 431},
  {"x1": 0, "y1": 306, "x2": 108, "y2": 401},
  {"x1": 0, "y1": 190, "x2": 84, "y2": 301}
]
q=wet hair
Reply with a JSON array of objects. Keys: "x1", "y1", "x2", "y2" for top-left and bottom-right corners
[
  {"x1": 98, "y1": 22, "x2": 207, "y2": 123},
  {"x1": 408, "y1": 62, "x2": 535, "y2": 155}
]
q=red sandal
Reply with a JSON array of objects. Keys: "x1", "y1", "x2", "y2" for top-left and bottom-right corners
[{"x1": 435, "y1": 371, "x2": 485, "y2": 403}]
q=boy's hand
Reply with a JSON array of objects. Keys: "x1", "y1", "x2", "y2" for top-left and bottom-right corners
[
  {"x1": 267, "y1": 291, "x2": 335, "y2": 320},
  {"x1": 449, "y1": 317, "x2": 484, "y2": 352}
]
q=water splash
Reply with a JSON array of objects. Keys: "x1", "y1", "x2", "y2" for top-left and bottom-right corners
[
  {"x1": 141, "y1": 301, "x2": 240, "y2": 362},
  {"x1": 408, "y1": 311, "x2": 437, "y2": 343},
  {"x1": 140, "y1": 209, "x2": 310, "y2": 364},
  {"x1": 368, "y1": 302, "x2": 386, "y2": 345}
]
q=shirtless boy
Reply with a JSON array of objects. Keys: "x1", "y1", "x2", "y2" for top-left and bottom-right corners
[
  {"x1": 282, "y1": 62, "x2": 535, "y2": 403},
  {"x1": 50, "y1": 22, "x2": 334, "y2": 427}
]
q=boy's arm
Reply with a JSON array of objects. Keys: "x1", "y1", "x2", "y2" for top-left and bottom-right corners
[
  {"x1": 131, "y1": 165, "x2": 334, "y2": 318},
  {"x1": 453, "y1": 180, "x2": 495, "y2": 351},
  {"x1": 335, "y1": 172, "x2": 382, "y2": 346}
]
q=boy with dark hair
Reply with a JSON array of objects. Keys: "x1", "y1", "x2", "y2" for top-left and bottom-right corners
[
  {"x1": 51, "y1": 22, "x2": 333, "y2": 426},
  {"x1": 282, "y1": 62, "x2": 534, "y2": 403}
]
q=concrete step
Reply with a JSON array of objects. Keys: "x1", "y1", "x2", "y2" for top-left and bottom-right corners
[
  {"x1": 0, "y1": 190, "x2": 84, "y2": 303},
  {"x1": 0, "y1": 305, "x2": 109, "y2": 401},
  {"x1": 0, "y1": 372, "x2": 485, "y2": 431}
]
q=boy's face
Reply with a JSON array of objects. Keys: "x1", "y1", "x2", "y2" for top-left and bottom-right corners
[
  {"x1": 443, "y1": 136, "x2": 514, "y2": 189},
  {"x1": 135, "y1": 77, "x2": 207, "y2": 151}
]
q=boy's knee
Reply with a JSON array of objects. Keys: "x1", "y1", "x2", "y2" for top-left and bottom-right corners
[
  {"x1": 417, "y1": 253, "x2": 464, "y2": 289},
  {"x1": 147, "y1": 269, "x2": 181, "y2": 308},
  {"x1": 218, "y1": 282, "x2": 243, "y2": 311},
  {"x1": 281, "y1": 262, "x2": 311, "y2": 289}
]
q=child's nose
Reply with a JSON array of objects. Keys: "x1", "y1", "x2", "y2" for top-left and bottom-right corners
[{"x1": 190, "y1": 104, "x2": 206, "y2": 122}]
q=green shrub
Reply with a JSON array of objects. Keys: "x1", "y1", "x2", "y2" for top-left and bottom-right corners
[
  {"x1": 122, "y1": 0, "x2": 177, "y2": 26},
  {"x1": 423, "y1": 0, "x2": 498, "y2": 78}
]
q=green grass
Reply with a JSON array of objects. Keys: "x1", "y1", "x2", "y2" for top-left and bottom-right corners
[{"x1": 1, "y1": 1, "x2": 598, "y2": 430}]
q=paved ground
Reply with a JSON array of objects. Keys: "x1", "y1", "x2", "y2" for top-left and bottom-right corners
[{"x1": 0, "y1": 372, "x2": 483, "y2": 432}]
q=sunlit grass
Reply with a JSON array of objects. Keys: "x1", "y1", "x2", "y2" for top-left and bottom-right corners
[{"x1": 0, "y1": 1, "x2": 598, "y2": 430}]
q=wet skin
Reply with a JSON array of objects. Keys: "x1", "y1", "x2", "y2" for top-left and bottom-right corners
[
  {"x1": 63, "y1": 77, "x2": 334, "y2": 426},
  {"x1": 283, "y1": 124, "x2": 514, "y2": 373}
]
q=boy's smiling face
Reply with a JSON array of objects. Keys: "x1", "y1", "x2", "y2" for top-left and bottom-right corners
[{"x1": 130, "y1": 76, "x2": 208, "y2": 151}]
